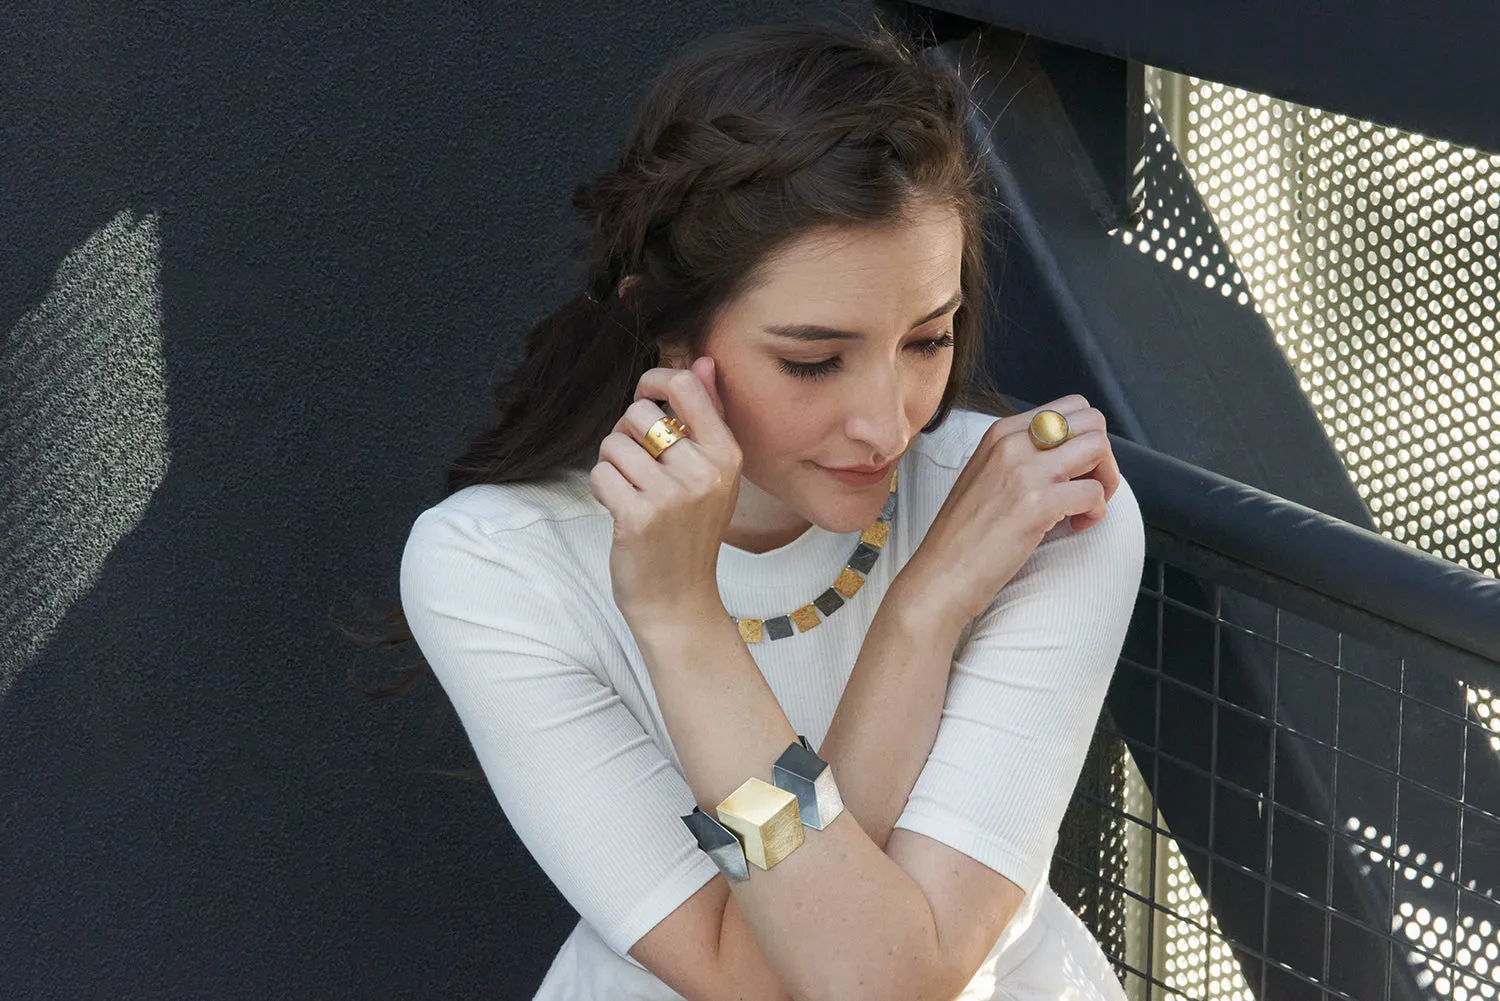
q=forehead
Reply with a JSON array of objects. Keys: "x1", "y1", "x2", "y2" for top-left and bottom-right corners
[{"x1": 738, "y1": 206, "x2": 963, "y2": 321}]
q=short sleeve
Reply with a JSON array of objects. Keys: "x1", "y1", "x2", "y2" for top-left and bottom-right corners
[
  {"x1": 892, "y1": 474, "x2": 1147, "y2": 892},
  {"x1": 399, "y1": 507, "x2": 720, "y2": 959}
]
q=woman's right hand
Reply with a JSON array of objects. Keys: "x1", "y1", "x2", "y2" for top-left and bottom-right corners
[{"x1": 903, "y1": 395, "x2": 1122, "y2": 629}]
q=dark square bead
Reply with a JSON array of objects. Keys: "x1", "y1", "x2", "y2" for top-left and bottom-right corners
[
  {"x1": 848, "y1": 542, "x2": 880, "y2": 574},
  {"x1": 764, "y1": 615, "x2": 794, "y2": 640},
  {"x1": 812, "y1": 588, "x2": 845, "y2": 616}
]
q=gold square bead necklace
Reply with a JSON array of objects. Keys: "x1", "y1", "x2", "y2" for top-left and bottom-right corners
[{"x1": 729, "y1": 466, "x2": 897, "y2": 645}]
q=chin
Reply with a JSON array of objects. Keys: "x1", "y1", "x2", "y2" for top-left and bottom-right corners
[{"x1": 807, "y1": 494, "x2": 886, "y2": 534}]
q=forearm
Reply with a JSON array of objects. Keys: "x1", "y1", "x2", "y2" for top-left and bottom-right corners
[
  {"x1": 817, "y1": 565, "x2": 968, "y2": 850},
  {"x1": 631, "y1": 600, "x2": 954, "y2": 1001}
]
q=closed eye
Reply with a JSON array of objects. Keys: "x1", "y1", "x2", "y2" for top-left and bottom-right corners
[{"x1": 777, "y1": 333, "x2": 954, "y2": 381}]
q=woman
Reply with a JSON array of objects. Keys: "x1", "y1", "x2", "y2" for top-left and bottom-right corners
[{"x1": 397, "y1": 17, "x2": 1145, "y2": 1000}]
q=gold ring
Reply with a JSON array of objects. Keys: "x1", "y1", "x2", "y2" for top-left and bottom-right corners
[
  {"x1": 1028, "y1": 409, "x2": 1071, "y2": 451},
  {"x1": 643, "y1": 415, "x2": 690, "y2": 459}
]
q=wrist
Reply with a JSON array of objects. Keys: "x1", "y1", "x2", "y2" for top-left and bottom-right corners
[
  {"x1": 623, "y1": 590, "x2": 732, "y2": 648},
  {"x1": 887, "y1": 558, "x2": 973, "y2": 641}
]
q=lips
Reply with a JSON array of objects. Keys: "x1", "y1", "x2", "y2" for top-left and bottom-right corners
[
  {"x1": 823, "y1": 460, "x2": 893, "y2": 475},
  {"x1": 817, "y1": 459, "x2": 895, "y2": 486}
]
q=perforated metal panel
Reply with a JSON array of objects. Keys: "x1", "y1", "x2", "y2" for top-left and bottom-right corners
[
  {"x1": 1078, "y1": 74, "x2": 1500, "y2": 1001},
  {"x1": 1123, "y1": 70, "x2": 1500, "y2": 584}
]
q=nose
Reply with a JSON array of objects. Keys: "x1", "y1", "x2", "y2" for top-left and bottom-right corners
[{"x1": 841, "y1": 370, "x2": 910, "y2": 462}]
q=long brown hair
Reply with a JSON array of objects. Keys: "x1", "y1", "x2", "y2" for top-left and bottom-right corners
[{"x1": 336, "y1": 16, "x2": 1017, "y2": 756}]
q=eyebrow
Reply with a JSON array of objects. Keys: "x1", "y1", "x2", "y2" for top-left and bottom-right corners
[{"x1": 762, "y1": 290, "x2": 964, "y2": 342}]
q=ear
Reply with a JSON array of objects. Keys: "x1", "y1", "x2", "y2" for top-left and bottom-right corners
[{"x1": 656, "y1": 340, "x2": 692, "y2": 371}]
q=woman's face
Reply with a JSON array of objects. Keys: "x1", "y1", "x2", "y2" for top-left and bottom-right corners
[{"x1": 671, "y1": 200, "x2": 964, "y2": 552}]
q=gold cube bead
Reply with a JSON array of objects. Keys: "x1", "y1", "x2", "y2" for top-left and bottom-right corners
[
  {"x1": 860, "y1": 521, "x2": 889, "y2": 548},
  {"x1": 736, "y1": 618, "x2": 764, "y2": 645},
  {"x1": 832, "y1": 567, "x2": 865, "y2": 599},
  {"x1": 789, "y1": 604, "x2": 821, "y2": 632},
  {"x1": 715, "y1": 777, "x2": 805, "y2": 870}
]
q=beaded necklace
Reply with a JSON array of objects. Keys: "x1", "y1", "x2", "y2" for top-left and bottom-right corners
[{"x1": 729, "y1": 466, "x2": 897, "y2": 644}]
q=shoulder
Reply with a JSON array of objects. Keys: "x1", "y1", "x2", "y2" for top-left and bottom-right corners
[
  {"x1": 409, "y1": 467, "x2": 601, "y2": 539},
  {"x1": 906, "y1": 407, "x2": 1009, "y2": 471},
  {"x1": 1025, "y1": 466, "x2": 1147, "y2": 601},
  {"x1": 400, "y1": 469, "x2": 608, "y2": 595},
  {"x1": 908, "y1": 406, "x2": 1146, "y2": 568}
]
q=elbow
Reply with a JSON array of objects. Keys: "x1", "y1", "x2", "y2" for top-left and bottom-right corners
[
  {"x1": 794, "y1": 943, "x2": 955, "y2": 1001},
  {"x1": 830, "y1": 969, "x2": 959, "y2": 1001},
  {"x1": 908, "y1": 958, "x2": 973, "y2": 1001}
]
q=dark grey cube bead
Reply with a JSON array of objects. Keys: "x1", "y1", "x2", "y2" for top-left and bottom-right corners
[
  {"x1": 848, "y1": 542, "x2": 881, "y2": 574},
  {"x1": 777, "y1": 774, "x2": 819, "y2": 827},
  {"x1": 681, "y1": 806, "x2": 749, "y2": 881},
  {"x1": 880, "y1": 493, "x2": 897, "y2": 521},
  {"x1": 812, "y1": 588, "x2": 845, "y2": 616},
  {"x1": 763, "y1": 615, "x2": 794, "y2": 640},
  {"x1": 774, "y1": 739, "x2": 833, "y2": 828},
  {"x1": 774, "y1": 739, "x2": 827, "y2": 783}
]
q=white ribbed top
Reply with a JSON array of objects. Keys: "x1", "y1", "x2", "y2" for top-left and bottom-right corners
[{"x1": 399, "y1": 407, "x2": 1146, "y2": 1000}]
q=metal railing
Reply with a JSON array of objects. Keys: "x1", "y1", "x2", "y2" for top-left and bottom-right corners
[{"x1": 1050, "y1": 433, "x2": 1500, "y2": 1000}]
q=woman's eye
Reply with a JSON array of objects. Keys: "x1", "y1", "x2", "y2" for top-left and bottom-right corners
[{"x1": 777, "y1": 333, "x2": 954, "y2": 381}]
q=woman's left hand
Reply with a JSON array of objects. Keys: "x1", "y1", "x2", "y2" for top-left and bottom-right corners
[{"x1": 589, "y1": 356, "x2": 743, "y2": 626}]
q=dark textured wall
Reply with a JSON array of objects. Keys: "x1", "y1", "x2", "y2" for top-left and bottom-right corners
[{"x1": 0, "y1": 4, "x2": 868, "y2": 998}]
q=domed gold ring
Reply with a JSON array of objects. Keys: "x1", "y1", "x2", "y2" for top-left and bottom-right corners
[{"x1": 1028, "y1": 409, "x2": 1072, "y2": 451}]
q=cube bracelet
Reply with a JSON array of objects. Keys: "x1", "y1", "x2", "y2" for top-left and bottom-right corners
[{"x1": 679, "y1": 736, "x2": 844, "y2": 882}]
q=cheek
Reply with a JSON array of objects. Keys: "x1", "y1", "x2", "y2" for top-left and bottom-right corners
[
  {"x1": 732, "y1": 400, "x2": 812, "y2": 460},
  {"x1": 718, "y1": 370, "x2": 819, "y2": 458},
  {"x1": 915, "y1": 358, "x2": 954, "y2": 413}
]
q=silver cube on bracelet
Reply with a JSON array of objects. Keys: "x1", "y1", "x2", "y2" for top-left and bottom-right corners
[
  {"x1": 773, "y1": 735, "x2": 845, "y2": 831},
  {"x1": 680, "y1": 806, "x2": 750, "y2": 882}
]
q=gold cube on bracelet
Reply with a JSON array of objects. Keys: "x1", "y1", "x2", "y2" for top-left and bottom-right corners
[{"x1": 715, "y1": 777, "x2": 805, "y2": 870}]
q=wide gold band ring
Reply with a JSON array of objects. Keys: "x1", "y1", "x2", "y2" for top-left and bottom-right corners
[
  {"x1": 1028, "y1": 409, "x2": 1072, "y2": 451},
  {"x1": 643, "y1": 415, "x2": 690, "y2": 459}
]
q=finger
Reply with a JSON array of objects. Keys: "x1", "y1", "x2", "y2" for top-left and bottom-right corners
[
  {"x1": 1039, "y1": 394, "x2": 1092, "y2": 414},
  {"x1": 1090, "y1": 438, "x2": 1123, "y2": 502},
  {"x1": 1026, "y1": 395, "x2": 1092, "y2": 422},
  {"x1": 588, "y1": 458, "x2": 645, "y2": 522},
  {"x1": 598, "y1": 430, "x2": 668, "y2": 492},
  {"x1": 1039, "y1": 411, "x2": 1118, "y2": 501},
  {"x1": 1055, "y1": 477, "x2": 1108, "y2": 526},
  {"x1": 622, "y1": 397, "x2": 688, "y2": 454},
  {"x1": 1041, "y1": 428, "x2": 1114, "y2": 481},
  {"x1": 990, "y1": 395, "x2": 1096, "y2": 440},
  {"x1": 692, "y1": 356, "x2": 727, "y2": 421},
  {"x1": 631, "y1": 359, "x2": 725, "y2": 417},
  {"x1": 618, "y1": 398, "x2": 714, "y2": 490},
  {"x1": 1063, "y1": 417, "x2": 1120, "y2": 502},
  {"x1": 634, "y1": 365, "x2": 733, "y2": 453},
  {"x1": 1069, "y1": 511, "x2": 1102, "y2": 532},
  {"x1": 1015, "y1": 408, "x2": 1105, "y2": 457}
]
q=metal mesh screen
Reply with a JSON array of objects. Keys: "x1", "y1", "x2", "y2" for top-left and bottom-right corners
[
  {"x1": 1054, "y1": 539, "x2": 1500, "y2": 1000},
  {"x1": 1121, "y1": 70, "x2": 1500, "y2": 583}
]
